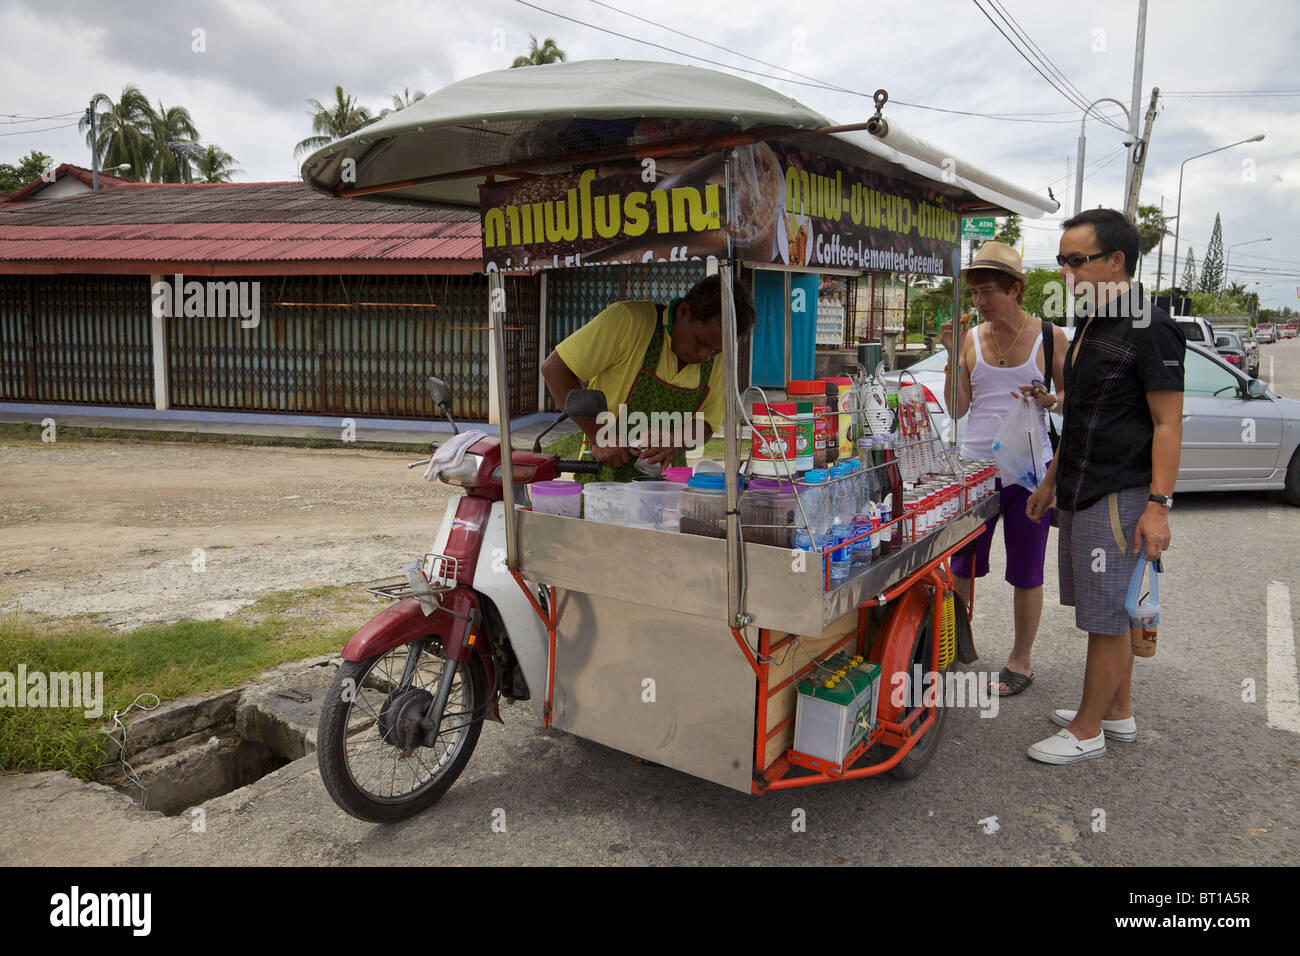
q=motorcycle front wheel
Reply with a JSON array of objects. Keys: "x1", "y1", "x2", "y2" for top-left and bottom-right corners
[{"x1": 317, "y1": 642, "x2": 486, "y2": 823}]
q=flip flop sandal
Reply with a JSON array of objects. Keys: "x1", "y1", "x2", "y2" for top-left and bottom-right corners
[{"x1": 991, "y1": 666, "x2": 1034, "y2": 696}]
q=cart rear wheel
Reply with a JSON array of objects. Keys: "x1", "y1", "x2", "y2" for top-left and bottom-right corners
[{"x1": 884, "y1": 609, "x2": 948, "y2": 780}]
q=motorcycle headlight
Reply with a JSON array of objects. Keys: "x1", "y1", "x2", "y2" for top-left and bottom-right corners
[{"x1": 439, "y1": 454, "x2": 483, "y2": 486}]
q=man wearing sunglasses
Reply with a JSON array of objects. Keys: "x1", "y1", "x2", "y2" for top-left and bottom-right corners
[{"x1": 1024, "y1": 208, "x2": 1185, "y2": 765}]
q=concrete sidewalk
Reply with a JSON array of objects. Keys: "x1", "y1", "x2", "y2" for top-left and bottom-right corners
[{"x1": 0, "y1": 404, "x2": 581, "y2": 450}]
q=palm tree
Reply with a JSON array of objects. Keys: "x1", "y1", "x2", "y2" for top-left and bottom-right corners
[
  {"x1": 377, "y1": 88, "x2": 426, "y2": 120},
  {"x1": 295, "y1": 86, "x2": 375, "y2": 158},
  {"x1": 194, "y1": 145, "x2": 243, "y2": 183},
  {"x1": 511, "y1": 35, "x2": 566, "y2": 67},
  {"x1": 148, "y1": 101, "x2": 202, "y2": 183},
  {"x1": 79, "y1": 85, "x2": 154, "y2": 180}
]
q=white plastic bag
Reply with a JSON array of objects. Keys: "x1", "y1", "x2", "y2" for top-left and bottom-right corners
[{"x1": 991, "y1": 396, "x2": 1047, "y2": 490}]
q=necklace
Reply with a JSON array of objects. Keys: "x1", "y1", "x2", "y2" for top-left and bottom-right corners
[{"x1": 988, "y1": 311, "x2": 1027, "y2": 366}]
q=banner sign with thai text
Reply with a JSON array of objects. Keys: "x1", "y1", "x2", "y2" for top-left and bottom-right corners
[{"x1": 480, "y1": 144, "x2": 960, "y2": 276}]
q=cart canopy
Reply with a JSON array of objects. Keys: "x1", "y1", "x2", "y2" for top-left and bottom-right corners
[{"x1": 301, "y1": 59, "x2": 1057, "y2": 219}]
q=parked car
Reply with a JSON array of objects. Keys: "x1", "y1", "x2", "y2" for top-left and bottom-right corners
[
  {"x1": 882, "y1": 339, "x2": 1300, "y2": 505},
  {"x1": 1217, "y1": 325, "x2": 1260, "y2": 377},
  {"x1": 1255, "y1": 322, "x2": 1276, "y2": 344},
  {"x1": 1213, "y1": 330, "x2": 1256, "y2": 377},
  {"x1": 1179, "y1": 342, "x2": 1300, "y2": 502},
  {"x1": 1175, "y1": 316, "x2": 1216, "y2": 346}
]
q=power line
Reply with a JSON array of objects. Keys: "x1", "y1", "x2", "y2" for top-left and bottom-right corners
[
  {"x1": 517, "y1": 0, "x2": 1130, "y2": 128},
  {"x1": 0, "y1": 121, "x2": 80, "y2": 137},
  {"x1": 969, "y1": 0, "x2": 1115, "y2": 126},
  {"x1": 1, "y1": 110, "x2": 83, "y2": 125},
  {"x1": 986, "y1": 0, "x2": 1107, "y2": 125}
]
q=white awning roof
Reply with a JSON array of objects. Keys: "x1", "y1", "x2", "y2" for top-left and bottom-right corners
[{"x1": 302, "y1": 59, "x2": 1058, "y2": 219}]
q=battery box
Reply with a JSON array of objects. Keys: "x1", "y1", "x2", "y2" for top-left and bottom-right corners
[{"x1": 793, "y1": 652, "x2": 881, "y2": 766}]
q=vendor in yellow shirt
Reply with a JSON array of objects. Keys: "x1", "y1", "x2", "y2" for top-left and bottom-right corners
[{"x1": 541, "y1": 274, "x2": 757, "y2": 482}]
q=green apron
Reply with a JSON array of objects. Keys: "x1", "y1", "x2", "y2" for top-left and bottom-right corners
[{"x1": 576, "y1": 304, "x2": 715, "y2": 484}]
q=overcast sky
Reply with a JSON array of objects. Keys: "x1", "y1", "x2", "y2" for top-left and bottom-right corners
[{"x1": 3, "y1": 0, "x2": 1297, "y2": 306}]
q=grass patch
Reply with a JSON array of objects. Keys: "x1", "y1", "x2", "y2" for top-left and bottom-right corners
[{"x1": 0, "y1": 584, "x2": 380, "y2": 779}]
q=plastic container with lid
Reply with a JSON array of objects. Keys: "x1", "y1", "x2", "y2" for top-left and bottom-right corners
[
  {"x1": 664, "y1": 466, "x2": 694, "y2": 484},
  {"x1": 625, "y1": 480, "x2": 682, "y2": 532},
  {"x1": 581, "y1": 481, "x2": 627, "y2": 524},
  {"x1": 531, "y1": 480, "x2": 582, "y2": 518},
  {"x1": 679, "y1": 473, "x2": 729, "y2": 539},
  {"x1": 741, "y1": 478, "x2": 798, "y2": 548}
]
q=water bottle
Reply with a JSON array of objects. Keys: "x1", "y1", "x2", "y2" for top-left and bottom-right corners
[
  {"x1": 801, "y1": 468, "x2": 831, "y2": 551},
  {"x1": 850, "y1": 512, "x2": 872, "y2": 574},
  {"x1": 869, "y1": 499, "x2": 882, "y2": 560},
  {"x1": 828, "y1": 464, "x2": 853, "y2": 584}
]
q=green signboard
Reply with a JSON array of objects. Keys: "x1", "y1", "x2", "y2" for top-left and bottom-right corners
[{"x1": 961, "y1": 217, "x2": 996, "y2": 239}]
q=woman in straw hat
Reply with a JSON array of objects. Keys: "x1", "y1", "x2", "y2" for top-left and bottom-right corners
[{"x1": 939, "y1": 241, "x2": 1069, "y2": 696}]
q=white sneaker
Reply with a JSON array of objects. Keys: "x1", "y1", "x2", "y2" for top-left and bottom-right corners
[
  {"x1": 1050, "y1": 709, "x2": 1137, "y2": 742},
  {"x1": 1027, "y1": 729, "x2": 1106, "y2": 765}
]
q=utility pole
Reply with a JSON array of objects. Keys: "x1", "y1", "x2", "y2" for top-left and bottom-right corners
[
  {"x1": 1122, "y1": 0, "x2": 1149, "y2": 214},
  {"x1": 1124, "y1": 87, "x2": 1160, "y2": 221},
  {"x1": 86, "y1": 102, "x2": 99, "y2": 190}
]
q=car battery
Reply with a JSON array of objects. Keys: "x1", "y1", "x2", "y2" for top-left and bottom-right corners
[{"x1": 793, "y1": 652, "x2": 882, "y2": 765}]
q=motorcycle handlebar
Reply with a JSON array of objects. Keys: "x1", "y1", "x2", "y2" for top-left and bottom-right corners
[{"x1": 555, "y1": 459, "x2": 602, "y2": 475}]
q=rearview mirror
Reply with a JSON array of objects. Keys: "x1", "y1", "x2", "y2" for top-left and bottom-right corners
[
  {"x1": 564, "y1": 388, "x2": 608, "y2": 421},
  {"x1": 427, "y1": 377, "x2": 452, "y2": 409},
  {"x1": 1246, "y1": 379, "x2": 1267, "y2": 399}
]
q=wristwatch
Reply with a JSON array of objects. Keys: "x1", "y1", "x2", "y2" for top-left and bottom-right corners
[
  {"x1": 1047, "y1": 395, "x2": 1059, "y2": 412},
  {"x1": 1147, "y1": 493, "x2": 1172, "y2": 509}
]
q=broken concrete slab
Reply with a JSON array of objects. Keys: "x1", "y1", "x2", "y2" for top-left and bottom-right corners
[
  {"x1": 235, "y1": 659, "x2": 338, "y2": 760},
  {"x1": 102, "y1": 688, "x2": 242, "y2": 756}
]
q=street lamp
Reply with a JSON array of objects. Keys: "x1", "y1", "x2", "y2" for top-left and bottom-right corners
[
  {"x1": 1224, "y1": 237, "x2": 1271, "y2": 284},
  {"x1": 1074, "y1": 98, "x2": 1133, "y2": 216},
  {"x1": 1170, "y1": 134, "x2": 1266, "y2": 288}
]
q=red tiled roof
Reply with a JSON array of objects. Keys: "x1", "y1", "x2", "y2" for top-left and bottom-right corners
[{"x1": 0, "y1": 181, "x2": 483, "y2": 273}]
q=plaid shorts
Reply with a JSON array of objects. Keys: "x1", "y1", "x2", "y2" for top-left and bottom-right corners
[{"x1": 1057, "y1": 485, "x2": 1147, "y2": 635}]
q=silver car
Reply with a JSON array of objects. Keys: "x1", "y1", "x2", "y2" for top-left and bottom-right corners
[{"x1": 1178, "y1": 342, "x2": 1300, "y2": 502}]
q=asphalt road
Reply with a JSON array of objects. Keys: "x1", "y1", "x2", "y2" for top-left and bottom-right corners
[{"x1": 8, "y1": 342, "x2": 1298, "y2": 870}]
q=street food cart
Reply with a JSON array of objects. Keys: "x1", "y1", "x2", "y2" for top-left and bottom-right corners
[{"x1": 304, "y1": 60, "x2": 1058, "y2": 807}]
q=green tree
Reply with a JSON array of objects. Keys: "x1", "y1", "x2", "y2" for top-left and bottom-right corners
[
  {"x1": 1199, "y1": 213, "x2": 1225, "y2": 294},
  {"x1": 0, "y1": 150, "x2": 53, "y2": 193},
  {"x1": 148, "y1": 100, "x2": 201, "y2": 183},
  {"x1": 379, "y1": 88, "x2": 425, "y2": 119},
  {"x1": 511, "y1": 35, "x2": 566, "y2": 67},
  {"x1": 1136, "y1": 204, "x2": 1170, "y2": 259},
  {"x1": 1181, "y1": 247, "x2": 1197, "y2": 291},
  {"x1": 1022, "y1": 268, "x2": 1067, "y2": 323},
  {"x1": 79, "y1": 85, "x2": 154, "y2": 179},
  {"x1": 295, "y1": 86, "x2": 375, "y2": 158},
  {"x1": 992, "y1": 213, "x2": 1022, "y2": 248},
  {"x1": 193, "y1": 145, "x2": 242, "y2": 183}
]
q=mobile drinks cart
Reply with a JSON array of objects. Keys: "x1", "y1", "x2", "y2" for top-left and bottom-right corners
[{"x1": 304, "y1": 60, "x2": 1058, "y2": 805}]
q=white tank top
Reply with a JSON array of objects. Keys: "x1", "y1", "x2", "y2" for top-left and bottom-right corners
[{"x1": 960, "y1": 324, "x2": 1052, "y2": 471}]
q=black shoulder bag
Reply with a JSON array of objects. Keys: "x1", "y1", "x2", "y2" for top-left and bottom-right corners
[{"x1": 1041, "y1": 319, "x2": 1060, "y2": 453}]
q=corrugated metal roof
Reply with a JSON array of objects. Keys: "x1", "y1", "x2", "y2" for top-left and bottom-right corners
[{"x1": 0, "y1": 181, "x2": 482, "y2": 265}]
